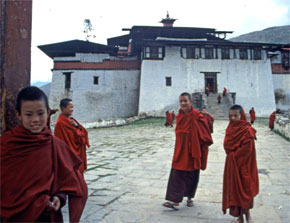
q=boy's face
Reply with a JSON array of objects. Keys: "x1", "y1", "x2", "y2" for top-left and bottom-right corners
[
  {"x1": 61, "y1": 101, "x2": 74, "y2": 117},
  {"x1": 17, "y1": 100, "x2": 48, "y2": 133},
  {"x1": 229, "y1": 109, "x2": 241, "y2": 121},
  {"x1": 179, "y1": 96, "x2": 192, "y2": 113}
]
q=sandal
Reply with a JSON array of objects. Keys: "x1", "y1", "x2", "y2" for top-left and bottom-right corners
[
  {"x1": 186, "y1": 199, "x2": 194, "y2": 207},
  {"x1": 162, "y1": 202, "x2": 179, "y2": 210}
]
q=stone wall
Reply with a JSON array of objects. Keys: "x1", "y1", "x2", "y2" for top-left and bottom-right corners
[
  {"x1": 138, "y1": 46, "x2": 276, "y2": 117},
  {"x1": 274, "y1": 114, "x2": 290, "y2": 139},
  {"x1": 49, "y1": 69, "x2": 140, "y2": 123},
  {"x1": 273, "y1": 74, "x2": 290, "y2": 110}
]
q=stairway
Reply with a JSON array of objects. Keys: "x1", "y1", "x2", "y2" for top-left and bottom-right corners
[{"x1": 206, "y1": 93, "x2": 233, "y2": 120}]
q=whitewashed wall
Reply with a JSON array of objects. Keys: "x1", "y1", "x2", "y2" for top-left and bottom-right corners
[
  {"x1": 139, "y1": 46, "x2": 276, "y2": 116},
  {"x1": 273, "y1": 74, "x2": 290, "y2": 110},
  {"x1": 49, "y1": 69, "x2": 140, "y2": 122}
]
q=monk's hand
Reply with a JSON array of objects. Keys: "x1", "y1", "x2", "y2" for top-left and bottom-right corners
[{"x1": 46, "y1": 196, "x2": 61, "y2": 212}]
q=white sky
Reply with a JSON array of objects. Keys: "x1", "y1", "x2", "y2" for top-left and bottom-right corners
[{"x1": 31, "y1": 0, "x2": 290, "y2": 84}]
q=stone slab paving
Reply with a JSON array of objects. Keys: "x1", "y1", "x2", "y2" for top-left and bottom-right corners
[{"x1": 63, "y1": 119, "x2": 290, "y2": 223}]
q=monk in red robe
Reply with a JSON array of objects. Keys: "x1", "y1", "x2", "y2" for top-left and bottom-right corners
[
  {"x1": 201, "y1": 108, "x2": 214, "y2": 133},
  {"x1": 223, "y1": 104, "x2": 259, "y2": 223},
  {"x1": 249, "y1": 107, "x2": 256, "y2": 125},
  {"x1": 162, "y1": 92, "x2": 213, "y2": 210},
  {"x1": 217, "y1": 94, "x2": 222, "y2": 104},
  {"x1": 0, "y1": 86, "x2": 87, "y2": 222},
  {"x1": 223, "y1": 87, "x2": 227, "y2": 96},
  {"x1": 54, "y1": 98, "x2": 90, "y2": 174},
  {"x1": 165, "y1": 111, "x2": 173, "y2": 127},
  {"x1": 269, "y1": 111, "x2": 276, "y2": 131}
]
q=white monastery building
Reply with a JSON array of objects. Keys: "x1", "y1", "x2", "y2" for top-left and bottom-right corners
[{"x1": 39, "y1": 14, "x2": 290, "y2": 122}]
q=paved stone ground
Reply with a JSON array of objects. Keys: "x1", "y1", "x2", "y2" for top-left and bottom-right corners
[{"x1": 63, "y1": 118, "x2": 290, "y2": 223}]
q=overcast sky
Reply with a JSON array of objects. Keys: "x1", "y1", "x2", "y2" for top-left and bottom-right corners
[{"x1": 31, "y1": 0, "x2": 290, "y2": 84}]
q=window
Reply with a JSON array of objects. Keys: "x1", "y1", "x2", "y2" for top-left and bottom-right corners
[
  {"x1": 253, "y1": 49, "x2": 261, "y2": 60},
  {"x1": 221, "y1": 48, "x2": 230, "y2": 59},
  {"x1": 63, "y1": 72, "x2": 71, "y2": 89},
  {"x1": 166, "y1": 77, "x2": 172, "y2": 86},
  {"x1": 205, "y1": 48, "x2": 214, "y2": 59},
  {"x1": 186, "y1": 47, "x2": 196, "y2": 59},
  {"x1": 94, "y1": 76, "x2": 99, "y2": 85},
  {"x1": 239, "y1": 49, "x2": 248, "y2": 60},
  {"x1": 282, "y1": 51, "x2": 290, "y2": 68},
  {"x1": 144, "y1": 46, "x2": 164, "y2": 59}
]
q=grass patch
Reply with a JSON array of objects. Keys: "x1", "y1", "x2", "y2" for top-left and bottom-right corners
[
  {"x1": 274, "y1": 129, "x2": 290, "y2": 142},
  {"x1": 128, "y1": 117, "x2": 166, "y2": 127}
]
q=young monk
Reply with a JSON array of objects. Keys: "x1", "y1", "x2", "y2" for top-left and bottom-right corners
[
  {"x1": 223, "y1": 104, "x2": 259, "y2": 223},
  {"x1": 269, "y1": 111, "x2": 276, "y2": 131},
  {"x1": 0, "y1": 86, "x2": 87, "y2": 222},
  {"x1": 162, "y1": 92, "x2": 213, "y2": 210},
  {"x1": 54, "y1": 98, "x2": 90, "y2": 174},
  {"x1": 201, "y1": 108, "x2": 214, "y2": 133},
  {"x1": 249, "y1": 107, "x2": 256, "y2": 125}
]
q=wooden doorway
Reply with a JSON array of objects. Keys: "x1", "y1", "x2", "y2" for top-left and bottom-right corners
[{"x1": 204, "y1": 72, "x2": 217, "y2": 93}]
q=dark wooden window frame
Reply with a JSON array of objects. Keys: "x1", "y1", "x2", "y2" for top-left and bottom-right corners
[
  {"x1": 253, "y1": 49, "x2": 262, "y2": 60},
  {"x1": 205, "y1": 47, "x2": 214, "y2": 59},
  {"x1": 94, "y1": 76, "x2": 99, "y2": 85},
  {"x1": 165, "y1": 77, "x2": 172, "y2": 86},
  {"x1": 144, "y1": 46, "x2": 164, "y2": 60},
  {"x1": 239, "y1": 48, "x2": 248, "y2": 60},
  {"x1": 63, "y1": 72, "x2": 72, "y2": 89},
  {"x1": 221, "y1": 48, "x2": 230, "y2": 59}
]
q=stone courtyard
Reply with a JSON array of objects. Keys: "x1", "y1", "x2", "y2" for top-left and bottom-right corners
[{"x1": 63, "y1": 118, "x2": 290, "y2": 223}]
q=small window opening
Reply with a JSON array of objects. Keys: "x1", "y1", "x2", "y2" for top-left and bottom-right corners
[
  {"x1": 94, "y1": 76, "x2": 99, "y2": 85},
  {"x1": 166, "y1": 77, "x2": 172, "y2": 86},
  {"x1": 63, "y1": 72, "x2": 71, "y2": 89}
]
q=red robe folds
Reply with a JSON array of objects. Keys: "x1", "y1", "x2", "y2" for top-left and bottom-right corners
[
  {"x1": 222, "y1": 111, "x2": 259, "y2": 214},
  {"x1": 172, "y1": 107, "x2": 213, "y2": 171},
  {"x1": 269, "y1": 112, "x2": 276, "y2": 130},
  {"x1": 203, "y1": 113, "x2": 214, "y2": 133},
  {"x1": 54, "y1": 114, "x2": 90, "y2": 173},
  {"x1": 0, "y1": 126, "x2": 87, "y2": 222},
  {"x1": 250, "y1": 109, "x2": 256, "y2": 122}
]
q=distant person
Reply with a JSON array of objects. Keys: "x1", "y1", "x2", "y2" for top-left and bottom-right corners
[
  {"x1": 171, "y1": 111, "x2": 175, "y2": 127},
  {"x1": 162, "y1": 92, "x2": 213, "y2": 210},
  {"x1": 54, "y1": 98, "x2": 90, "y2": 174},
  {"x1": 268, "y1": 109, "x2": 280, "y2": 131},
  {"x1": 217, "y1": 95, "x2": 222, "y2": 104},
  {"x1": 223, "y1": 87, "x2": 227, "y2": 97},
  {"x1": 201, "y1": 108, "x2": 214, "y2": 133},
  {"x1": 165, "y1": 111, "x2": 170, "y2": 127},
  {"x1": 223, "y1": 104, "x2": 259, "y2": 223},
  {"x1": 47, "y1": 108, "x2": 58, "y2": 130},
  {"x1": 0, "y1": 86, "x2": 87, "y2": 222},
  {"x1": 249, "y1": 107, "x2": 256, "y2": 125},
  {"x1": 205, "y1": 86, "x2": 210, "y2": 97}
]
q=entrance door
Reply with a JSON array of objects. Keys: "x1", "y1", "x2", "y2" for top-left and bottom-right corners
[{"x1": 204, "y1": 73, "x2": 217, "y2": 93}]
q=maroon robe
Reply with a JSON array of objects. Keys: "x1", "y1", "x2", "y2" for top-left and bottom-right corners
[
  {"x1": 222, "y1": 111, "x2": 259, "y2": 216},
  {"x1": 0, "y1": 126, "x2": 87, "y2": 222},
  {"x1": 172, "y1": 107, "x2": 213, "y2": 171},
  {"x1": 54, "y1": 114, "x2": 90, "y2": 174}
]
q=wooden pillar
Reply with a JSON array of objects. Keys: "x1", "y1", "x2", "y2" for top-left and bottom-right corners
[{"x1": 0, "y1": 0, "x2": 32, "y2": 133}]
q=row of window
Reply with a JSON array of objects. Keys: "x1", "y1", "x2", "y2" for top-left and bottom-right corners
[
  {"x1": 63, "y1": 72, "x2": 99, "y2": 89},
  {"x1": 143, "y1": 46, "x2": 262, "y2": 60},
  {"x1": 63, "y1": 72, "x2": 171, "y2": 89}
]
